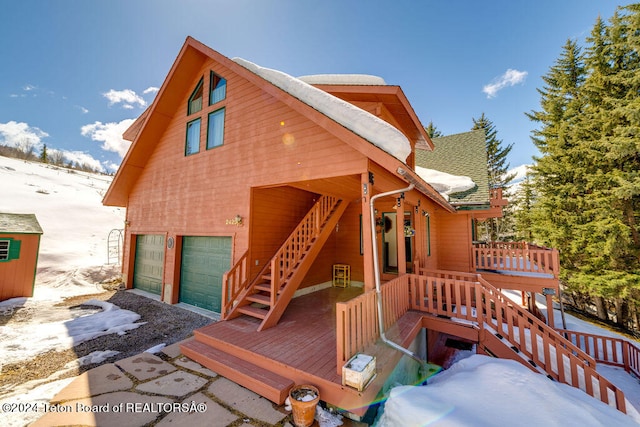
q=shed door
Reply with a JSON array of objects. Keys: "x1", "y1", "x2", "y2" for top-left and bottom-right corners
[
  {"x1": 133, "y1": 234, "x2": 165, "y2": 295},
  {"x1": 179, "y1": 236, "x2": 231, "y2": 313}
]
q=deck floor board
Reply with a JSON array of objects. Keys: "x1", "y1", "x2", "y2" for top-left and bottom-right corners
[{"x1": 198, "y1": 286, "x2": 363, "y2": 379}]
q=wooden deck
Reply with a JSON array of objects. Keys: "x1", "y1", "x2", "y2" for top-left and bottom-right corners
[{"x1": 181, "y1": 285, "x2": 426, "y2": 417}]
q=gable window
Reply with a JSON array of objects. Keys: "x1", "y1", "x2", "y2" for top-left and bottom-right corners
[
  {"x1": 210, "y1": 72, "x2": 227, "y2": 105},
  {"x1": 0, "y1": 238, "x2": 20, "y2": 262},
  {"x1": 207, "y1": 108, "x2": 225, "y2": 149},
  {"x1": 185, "y1": 118, "x2": 201, "y2": 155},
  {"x1": 188, "y1": 78, "x2": 204, "y2": 115}
]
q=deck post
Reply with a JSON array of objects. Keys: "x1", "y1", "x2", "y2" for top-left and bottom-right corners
[
  {"x1": 362, "y1": 172, "x2": 375, "y2": 291},
  {"x1": 396, "y1": 195, "x2": 406, "y2": 274},
  {"x1": 545, "y1": 293, "x2": 555, "y2": 327}
]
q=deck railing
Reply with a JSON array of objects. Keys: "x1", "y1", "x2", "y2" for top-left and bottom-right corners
[
  {"x1": 335, "y1": 275, "x2": 410, "y2": 374},
  {"x1": 336, "y1": 269, "x2": 627, "y2": 413},
  {"x1": 221, "y1": 250, "x2": 249, "y2": 319},
  {"x1": 490, "y1": 187, "x2": 507, "y2": 207},
  {"x1": 473, "y1": 241, "x2": 560, "y2": 278},
  {"x1": 556, "y1": 329, "x2": 640, "y2": 378}
]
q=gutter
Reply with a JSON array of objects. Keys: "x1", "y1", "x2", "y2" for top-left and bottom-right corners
[{"x1": 369, "y1": 183, "x2": 426, "y2": 370}]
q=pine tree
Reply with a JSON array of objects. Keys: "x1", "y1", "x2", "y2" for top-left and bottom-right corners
[
  {"x1": 572, "y1": 7, "x2": 640, "y2": 327},
  {"x1": 526, "y1": 38, "x2": 591, "y2": 308},
  {"x1": 39, "y1": 144, "x2": 48, "y2": 164},
  {"x1": 471, "y1": 113, "x2": 515, "y2": 241},
  {"x1": 425, "y1": 121, "x2": 442, "y2": 138},
  {"x1": 529, "y1": 6, "x2": 640, "y2": 328}
]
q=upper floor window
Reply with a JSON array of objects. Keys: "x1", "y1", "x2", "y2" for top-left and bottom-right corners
[
  {"x1": 188, "y1": 78, "x2": 204, "y2": 115},
  {"x1": 210, "y1": 72, "x2": 227, "y2": 105},
  {"x1": 207, "y1": 108, "x2": 225, "y2": 149},
  {"x1": 185, "y1": 118, "x2": 201, "y2": 155}
]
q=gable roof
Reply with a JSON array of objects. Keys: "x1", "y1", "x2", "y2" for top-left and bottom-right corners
[
  {"x1": 415, "y1": 130, "x2": 490, "y2": 206},
  {"x1": 103, "y1": 36, "x2": 450, "y2": 211}
]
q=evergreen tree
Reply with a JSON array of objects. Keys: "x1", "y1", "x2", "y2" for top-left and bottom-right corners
[
  {"x1": 526, "y1": 38, "x2": 592, "y2": 310},
  {"x1": 471, "y1": 113, "x2": 515, "y2": 241},
  {"x1": 572, "y1": 6, "x2": 640, "y2": 327},
  {"x1": 39, "y1": 144, "x2": 48, "y2": 164},
  {"x1": 528, "y1": 6, "x2": 640, "y2": 328},
  {"x1": 512, "y1": 171, "x2": 536, "y2": 242},
  {"x1": 425, "y1": 121, "x2": 442, "y2": 138}
]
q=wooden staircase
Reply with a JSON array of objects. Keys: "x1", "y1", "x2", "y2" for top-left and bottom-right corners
[{"x1": 224, "y1": 195, "x2": 347, "y2": 331}]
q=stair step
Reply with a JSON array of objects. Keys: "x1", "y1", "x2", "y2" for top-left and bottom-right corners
[
  {"x1": 255, "y1": 283, "x2": 273, "y2": 293},
  {"x1": 238, "y1": 305, "x2": 269, "y2": 319},
  {"x1": 180, "y1": 340, "x2": 294, "y2": 404},
  {"x1": 246, "y1": 293, "x2": 271, "y2": 305}
]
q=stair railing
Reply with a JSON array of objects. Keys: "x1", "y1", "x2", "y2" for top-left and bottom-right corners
[
  {"x1": 410, "y1": 270, "x2": 626, "y2": 413},
  {"x1": 221, "y1": 250, "x2": 249, "y2": 319},
  {"x1": 269, "y1": 196, "x2": 339, "y2": 301}
]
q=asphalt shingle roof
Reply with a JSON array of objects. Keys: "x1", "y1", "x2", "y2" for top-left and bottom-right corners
[
  {"x1": 0, "y1": 213, "x2": 43, "y2": 234},
  {"x1": 415, "y1": 129, "x2": 490, "y2": 205}
]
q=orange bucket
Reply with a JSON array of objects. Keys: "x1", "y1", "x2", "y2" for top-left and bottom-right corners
[{"x1": 289, "y1": 384, "x2": 319, "y2": 427}]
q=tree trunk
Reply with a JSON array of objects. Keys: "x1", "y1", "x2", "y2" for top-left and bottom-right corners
[
  {"x1": 614, "y1": 298, "x2": 629, "y2": 329},
  {"x1": 594, "y1": 296, "x2": 609, "y2": 321}
]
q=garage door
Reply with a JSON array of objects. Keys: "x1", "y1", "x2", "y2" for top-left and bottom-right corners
[
  {"x1": 133, "y1": 234, "x2": 165, "y2": 295},
  {"x1": 180, "y1": 236, "x2": 231, "y2": 313}
]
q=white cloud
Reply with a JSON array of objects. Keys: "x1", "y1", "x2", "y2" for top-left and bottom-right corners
[
  {"x1": 0, "y1": 121, "x2": 48, "y2": 150},
  {"x1": 46, "y1": 147, "x2": 105, "y2": 172},
  {"x1": 76, "y1": 105, "x2": 89, "y2": 114},
  {"x1": 103, "y1": 89, "x2": 147, "y2": 109},
  {"x1": 62, "y1": 150, "x2": 104, "y2": 172},
  {"x1": 81, "y1": 119, "x2": 135, "y2": 158},
  {"x1": 143, "y1": 86, "x2": 159, "y2": 94},
  {"x1": 482, "y1": 69, "x2": 528, "y2": 98},
  {"x1": 23, "y1": 84, "x2": 36, "y2": 91}
]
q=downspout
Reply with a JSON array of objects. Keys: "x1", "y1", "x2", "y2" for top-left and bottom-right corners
[{"x1": 369, "y1": 183, "x2": 425, "y2": 369}]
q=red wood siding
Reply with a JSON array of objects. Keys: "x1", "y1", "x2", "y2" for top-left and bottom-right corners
[
  {"x1": 249, "y1": 187, "x2": 317, "y2": 278},
  {"x1": 0, "y1": 233, "x2": 40, "y2": 300},
  {"x1": 122, "y1": 58, "x2": 371, "y2": 290},
  {"x1": 434, "y1": 212, "x2": 472, "y2": 272}
]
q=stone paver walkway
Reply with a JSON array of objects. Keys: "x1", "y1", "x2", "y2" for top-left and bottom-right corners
[{"x1": 31, "y1": 339, "x2": 297, "y2": 427}]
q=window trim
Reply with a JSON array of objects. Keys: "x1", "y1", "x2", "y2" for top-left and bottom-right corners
[
  {"x1": 0, "y1": 238, "x2": 20, "y2": 262},
  {"x1": 209, "y1": 71, "x2": 227, "y2": 106},
  {"x1": 185, "y1": 118, "x2": 201, "y2": 156},
  {"x1": 188, "y1": 78, "x2": 204, "y2": 115},
  {"x1": 206, "y1": 108, "x2": 226, "y2": 150}
]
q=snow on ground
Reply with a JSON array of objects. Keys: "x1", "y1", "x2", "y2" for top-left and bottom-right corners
[
  {"x1": 376, "y1": 354, "x2": 640, "y2": 427},
  {"x1": 1, "y1": 156, "x2": 135, "y2": 424}
]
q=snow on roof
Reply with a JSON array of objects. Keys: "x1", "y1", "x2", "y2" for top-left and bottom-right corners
[
  {"x1": 232, "y1": 58, "x2": 411, "y2": 162},
  {"x1": 415, "y1": 165, "x2": 476, "y2": 200},
  {"x1": 297, "y1": 74, "x2": 387, "y2": 85}
]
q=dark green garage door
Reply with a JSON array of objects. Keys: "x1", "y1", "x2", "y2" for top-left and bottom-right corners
[
  {"x1": 180, "y1": 236, "x2": 231, "y2": 313},
  {"x1": 133, "y1": 234, "x2": 165, "y2": 295}
]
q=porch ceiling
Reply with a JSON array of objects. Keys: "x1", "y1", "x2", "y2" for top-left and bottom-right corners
[{"x1": 287, "y1": 174, "x2": 363, "y2": 200}]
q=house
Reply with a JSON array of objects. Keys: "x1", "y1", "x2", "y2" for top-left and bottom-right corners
[
  {"x1": 0, "y1": 213, "x2": 43, "y2": 301},
  {"x1": 103, "y1": 37, "x2": 626, "y2": 419}
]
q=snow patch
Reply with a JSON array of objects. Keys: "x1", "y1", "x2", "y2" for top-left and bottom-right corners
[
  {"x1": 232, "y1": 58, "x2": 411, "y2": 162},
  {"x1": 0, "y1": 299, "x2": 142, "y2": 368},
  {"x1": 415, "y1": 166, "x2": 476, "y2": 198},
  {"x1": 376, "y1": 354, "x2": 640, "y2": 426},
  {"x1": 298, "y1": 74, "x2": 386, "y2": 86}
]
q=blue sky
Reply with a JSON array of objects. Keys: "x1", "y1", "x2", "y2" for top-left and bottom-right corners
[{"x1": 0, "y1": 1, "x2": 626, "y2": 174}]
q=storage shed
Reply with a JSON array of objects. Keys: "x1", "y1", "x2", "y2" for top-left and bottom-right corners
[{"x1": 0, "y1": 213, "x2": 43, "y2": 301}]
